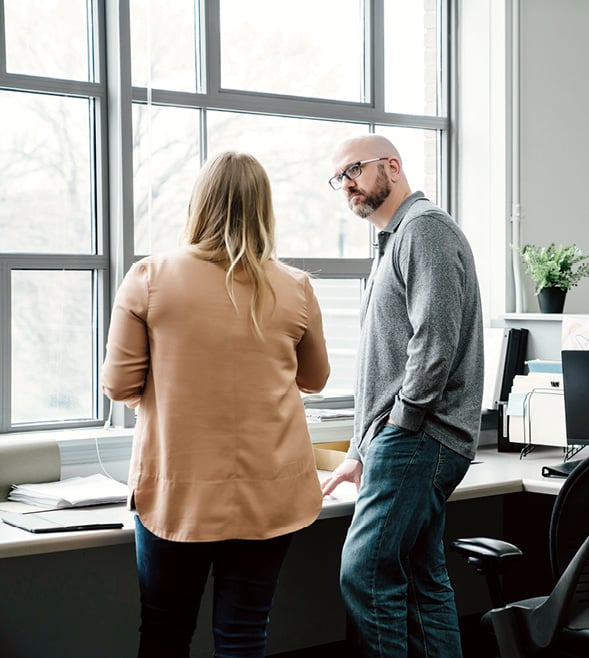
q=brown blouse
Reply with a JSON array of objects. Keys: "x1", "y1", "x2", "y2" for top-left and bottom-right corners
[{"x1": 101, "y1": 248, "x2": 330, "y2": 542}]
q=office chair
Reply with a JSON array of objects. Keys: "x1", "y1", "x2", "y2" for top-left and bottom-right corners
[{"x1": 451, "y1": 456, "x2": 589, "y2": 658}]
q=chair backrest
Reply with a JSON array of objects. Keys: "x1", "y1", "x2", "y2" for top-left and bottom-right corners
[
  {"x1": 549, "y1": 455, "x2": 589, "y2": 630},
  {"x1": 550, "y1": 455, "x2": 589, "y2": 577}
]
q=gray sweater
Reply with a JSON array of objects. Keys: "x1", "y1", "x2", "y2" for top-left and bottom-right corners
[{"x1": 348, "y1": 192, "x2": 484, "y2": 462}]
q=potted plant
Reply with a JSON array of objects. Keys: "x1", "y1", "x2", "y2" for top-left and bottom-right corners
[{"x1": 514, "y1": 243, "x2": 589, "y2": 313}]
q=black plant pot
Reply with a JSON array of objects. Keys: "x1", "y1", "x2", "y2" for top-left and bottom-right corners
[{"x1": 537, "y1": 286, "x2": 567, "y2": 313}]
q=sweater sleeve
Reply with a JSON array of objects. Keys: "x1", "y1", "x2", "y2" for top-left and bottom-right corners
[
  {"x1": 101, "y1": 262, "x2": 150, "y2": 407},
  {"x1": 388, "y1": 215, "x2": 465, "y2": 430}
]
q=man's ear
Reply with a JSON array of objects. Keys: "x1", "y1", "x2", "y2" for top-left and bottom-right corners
[{"x1": 387, "y1": 157, "x2": 402, "y2": 181}]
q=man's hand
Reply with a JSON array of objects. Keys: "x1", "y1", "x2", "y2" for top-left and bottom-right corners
[{"x1": 321, "y1": 458, "x2": 363, "y2": 496}]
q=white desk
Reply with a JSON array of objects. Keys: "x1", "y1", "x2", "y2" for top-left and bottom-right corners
[
  {"x1": 0, "y1": 444, "x2": 575, "y2": 658},
  {"x1": 0, "y1": 445, "x2": 570, "y2": 559},
  {"x1": 315, "y1": 444, "x2": 566, "y2": 518}
]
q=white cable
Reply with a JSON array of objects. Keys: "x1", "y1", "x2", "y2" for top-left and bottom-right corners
[
  {"x1": 103, "y1": 399, "x2": 113, "y2": 429},
  {"x1": 94, "y1": 434, "x2": 127, "y2": 484}
]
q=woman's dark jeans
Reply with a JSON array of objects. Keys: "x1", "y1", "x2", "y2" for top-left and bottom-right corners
[{"x1": 134, "y1": 515, "x2": 293, "y2": 658}]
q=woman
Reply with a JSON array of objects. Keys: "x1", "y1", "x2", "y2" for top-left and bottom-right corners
[{"x1": 101, "y1": 151, "x2": 330, "y2": 658}]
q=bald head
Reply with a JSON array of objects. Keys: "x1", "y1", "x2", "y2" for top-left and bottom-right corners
[
  {"x1": 331, "y1": 134, "x2": 412, "y2": 228},
  {"x1": 332, "y1": 135, "x2": 402, "y2": 166}
]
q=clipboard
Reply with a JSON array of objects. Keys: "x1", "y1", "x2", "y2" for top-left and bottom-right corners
[{"x1": 1, "y1": 509, "x2": 124, "y2": 534}]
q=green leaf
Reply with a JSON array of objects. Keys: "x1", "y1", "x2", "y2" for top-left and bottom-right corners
[{"x1": 512, "y1": 243, "x2": 589, "y2": 294}]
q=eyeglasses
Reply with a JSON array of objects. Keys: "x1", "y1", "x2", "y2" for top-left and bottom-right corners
[{"x1": 328, "y1": 157, "x2": 389, "y2": 190}]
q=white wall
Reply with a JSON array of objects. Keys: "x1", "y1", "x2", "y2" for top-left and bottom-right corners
[
  {"x1": 519, "y1": 0, "x2": 589, "y2": 314},
  {"x1": 458, "y1": 0, "x2": 509, "y2": 324},
  {"x1": 459, "y1": 0, "x2": 589, "y2": 320}
]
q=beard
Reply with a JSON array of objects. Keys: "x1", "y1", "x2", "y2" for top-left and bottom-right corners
[{"x1": 347, "y1": 168, "x2": 391, "y2": 218}]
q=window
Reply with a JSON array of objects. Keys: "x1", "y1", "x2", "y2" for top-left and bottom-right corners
[
  {"x1": 11, "y1": 271, "x2": 97, "y2": 424},
  {"x1": 0, "y1": 92, "x2": 95, "y2": 254},
  {"x1": 0, "y1": 0, "x2": 449, "y2": 432},
  {"x1": 384, "y1": 0, "x2": 442, "y2": 116},
  {"x1": 218, "y1": 0, "x2": 366, "y2": 102},
  {"x1": 4, "y1": 0, "x2": 94, "y2": 81},
  {"x1": 0, "y1": 0, "x2": 106, "y2": 432}
]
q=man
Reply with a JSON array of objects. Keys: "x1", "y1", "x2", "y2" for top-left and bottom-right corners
[{"x1": 322, "y1": 135, "x2": 484, "y2": 658}]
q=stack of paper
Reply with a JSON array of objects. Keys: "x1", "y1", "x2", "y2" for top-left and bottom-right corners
[
  {"x1": 506, "y1": 373, "x2": 566, "y2": 447},
  {"x1": 8, "y1": 474, "x2": 128, "y2": 509},
  {"x1": 305, "y1": 408, "x2": 355, "y2": 422}
]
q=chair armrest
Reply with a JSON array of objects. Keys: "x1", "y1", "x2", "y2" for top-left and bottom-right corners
[{"x1": 451, "y1": 537, "x2": 523, "y2": 574}]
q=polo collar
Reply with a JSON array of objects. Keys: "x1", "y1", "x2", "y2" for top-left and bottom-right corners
[
  {"x1": 375, "y1": 191, "x2": 427, "y2": 258},
  {"x1": 382, "y1": 191, "x2": 427, "y2": 234}
]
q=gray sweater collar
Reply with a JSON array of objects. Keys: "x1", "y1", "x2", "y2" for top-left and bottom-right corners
[
  {"x1": 376, "y1": 192, "x2": 428, "y2": 257},
  {"x1": 383, "y1": 191, "x2": 428, "y2": 234}
]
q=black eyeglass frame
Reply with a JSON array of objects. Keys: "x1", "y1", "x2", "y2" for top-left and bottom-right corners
[{"x1": 328, "y1": 157, "x2": 390, "y2": 190}]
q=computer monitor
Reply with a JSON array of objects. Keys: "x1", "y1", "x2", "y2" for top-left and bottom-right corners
[{"x1": 561, "y1": 350, "x2": 589, "y2": 448}]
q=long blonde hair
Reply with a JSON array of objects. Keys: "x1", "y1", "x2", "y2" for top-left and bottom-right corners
[{"x1": 183, "y1": 151, "x2": 277, "y2": 337}]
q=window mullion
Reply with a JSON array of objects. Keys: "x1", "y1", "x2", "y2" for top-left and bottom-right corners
[
  {"x1": 0, "y1": 262, "x2": 10, "y2": 433},
  {"x1": 283, "y1": 258, "x2": 373, "y2": 280},
  {"x1": 130, "y1": 86, "x2": 449, "y2": 130},
  {"x1": 105, "y1": 0, "x2": 136, "y2": 428},
  {"x1": 0, "y1": 254, "x2": 108, "y2": 269},
  {"x1": 370, "y1": 0, "x2": 385, "y2": 111},
  {"x1": 0, "y1": 0, "x2": 6, "y2": 74},
  {"x1": 204, "y1": 0, "x2": 221, "y2": 95}
]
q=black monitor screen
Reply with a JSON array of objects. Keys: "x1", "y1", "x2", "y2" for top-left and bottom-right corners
[{"x1": 562, "y1": 350, "x2": 589, "y2": 445}]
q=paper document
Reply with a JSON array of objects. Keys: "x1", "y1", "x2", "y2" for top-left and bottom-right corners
[
  {"x1": 506, "y1": 373, "x2": 566, "y2": 447},
  {"x1": 526, "y1": 359, "x2": 562, "y2": 374},
  {"x1": 562, "y1": 316, "x2": 589, "y2": 350},
  {"x1": 305, "y1": 408, "x2": 355, "y2": 422},
  {"x1": 0, "y1": 434, "x2": 60, "y2": 501},
  {"x1": 8, "y1": 474, "x2": 128, "y2": 509}
]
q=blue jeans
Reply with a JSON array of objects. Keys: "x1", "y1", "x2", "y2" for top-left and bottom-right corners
[
  {"x1": 340, "y1": 424, "x2": 470, "y2": 658},
  {"x1": 134, "y1": 516, "x2": 293, "y2": 658}
]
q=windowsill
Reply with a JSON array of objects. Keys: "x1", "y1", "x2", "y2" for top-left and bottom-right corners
[
  {"x1": 0, "y1": 420, "x2": 355, "y2": 477},
  {"x1": 503, "y1": 312, "x2": 589, "y2": 322},
  {"x1": 0, "y1": 412, "x2": 501, "y2": 476},
  {"x1": 0, "y1": 427, "x2": 134, "y2": 468},
  {"x1": 1, "y1": 427, "x2": 135, "y2": 442}
]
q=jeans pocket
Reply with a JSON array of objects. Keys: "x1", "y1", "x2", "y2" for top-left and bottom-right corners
[{"x1": 432, "y1": 443, "x2": 470, "y2": 499}]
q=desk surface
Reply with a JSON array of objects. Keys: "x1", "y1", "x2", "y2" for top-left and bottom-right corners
[
  {"x1": 319, "y1": 444, "x2": 565, "y2": 518},
  {"x1": 0, "y1": 446, "x2": 571, "y2": 559}
]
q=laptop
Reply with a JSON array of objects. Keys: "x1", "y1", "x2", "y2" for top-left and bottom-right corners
[{"x1": 1, "y1": 508, "x2": 124, "y2": 534}]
